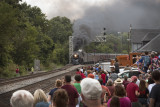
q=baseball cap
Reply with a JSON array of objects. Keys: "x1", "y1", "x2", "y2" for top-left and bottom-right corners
[
  {"x1": 80, "y1": 78, "x2": 102, "y2": 100},
  {"x1": 131, "y1": 76, "x2": 137, "y2": 82}
]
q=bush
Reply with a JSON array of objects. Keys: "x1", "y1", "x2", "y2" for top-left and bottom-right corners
[
  {"x1": 44, "y1": 62, "x2": 63, "y2": 71},
  {"x1": 0, "y1": 63, "x2": 17, "y2": 78},
  {"x1": 0, "y1": 63, "x2": 28, "y2": 78}
]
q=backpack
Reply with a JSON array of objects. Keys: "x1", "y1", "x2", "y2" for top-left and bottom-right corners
[{"x1": 144, "y1": 56, "x2": 150, "y2": 67}]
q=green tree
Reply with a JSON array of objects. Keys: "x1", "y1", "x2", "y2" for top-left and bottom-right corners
[
  {"x1": 0, "y1": 2, "x2": 18, "y2": 67},
  {"x1": 20, "y1": 3, "x2": 49, "y2": 33},
  {"x1": 12, "y1": 23, "x2": 40, "y2": 67},
  {"x1": 84, "y1": 34, "x2": 122, "y2": 53},
  {"x1": 51, "y1": 43, "x2": 68, "y2": 64},
  {"x1": 36, "y1": 30, "x2": 54, "y2": 64},
  {"x1": 48, "y1": 16, "x2": 73, "y2": 44}
]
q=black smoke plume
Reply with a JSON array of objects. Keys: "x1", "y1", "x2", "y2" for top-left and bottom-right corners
[{"x1": 72, "y1": 0, "x2": 160, "y2": 50}]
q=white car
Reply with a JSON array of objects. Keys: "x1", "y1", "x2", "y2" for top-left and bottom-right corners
[{"x1": 118, "y1": 68, "x2": 141, "y2": 78}]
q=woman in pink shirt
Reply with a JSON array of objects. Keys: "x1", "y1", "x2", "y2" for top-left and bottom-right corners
[{"x1": 107, "y1": 85, "x2": 131, "y2": 107}]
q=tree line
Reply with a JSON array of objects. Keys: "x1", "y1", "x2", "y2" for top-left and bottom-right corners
[
  {"x1": 0, "y1": 0, "x2": 72, "y2": 77},
  {"x1": 84, "y1": 33, "x2": 130, "y2": 54},
  {"x1": 0, "y1": 0, "x2": 129, "y2": 78}
]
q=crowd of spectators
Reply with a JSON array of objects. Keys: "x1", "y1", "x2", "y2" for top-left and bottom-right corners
[{"x1": 10, "y1": 51, "x2": 160, "y2": 107}]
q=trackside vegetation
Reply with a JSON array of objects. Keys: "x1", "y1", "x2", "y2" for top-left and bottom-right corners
[{"x1": 0, "y1": 0, "x2": 129, "y2": 78}]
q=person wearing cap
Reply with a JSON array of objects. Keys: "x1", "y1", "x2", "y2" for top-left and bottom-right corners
[
  {"x1": 80, "y1": 78, "x2": 103, "y2": 107},
  {"x1": 126, "y1": 76, "x2": 140, "y2": 106},
  {"x1": 114, "y1": 78, "x2": 123, "y2": 86}
]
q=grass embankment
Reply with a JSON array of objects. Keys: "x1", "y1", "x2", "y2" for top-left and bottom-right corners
[{"x1": 0, "y1": 63, "x2": 64, "y2": 78}]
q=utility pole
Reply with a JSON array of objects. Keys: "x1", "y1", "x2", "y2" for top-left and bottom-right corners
[
  {"x1": 127, "y1": 24, "x2": 132, "y2": 55},
  {"x1": 127, "y1": 32, "x2": 130, "y2": 55},
  {"x1": 69, "y1": 36, "x2": 73, "y2": 64}
]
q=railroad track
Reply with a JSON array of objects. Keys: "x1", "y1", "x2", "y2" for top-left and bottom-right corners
[
  {"x1": 0, "y1": 64, "x2": 73, "y2": 86},
  {"x1": 0, "y1": 64, "x2": 81, "y2": 107}
]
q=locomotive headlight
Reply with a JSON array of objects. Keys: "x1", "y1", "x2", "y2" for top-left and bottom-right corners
[{"x1": 74, "y1": 54, "x2": 77, "y2": 58}]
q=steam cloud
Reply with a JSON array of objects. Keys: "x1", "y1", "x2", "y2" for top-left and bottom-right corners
[
  {"x1": 23, "y1": 0, "x2": 160, "y2": 50},
  {"x1": 72, "y1": 0, "x2": 160, "y2": 50}
]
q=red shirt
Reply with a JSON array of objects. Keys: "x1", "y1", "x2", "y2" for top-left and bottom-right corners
[
  {"x1": 102, "y1": 85, "x2": 111, "y2": 97},
  {"x1": 123, "y1": 80, "x2": 130, "y2": 89},
  {"x1": 101, "y1": 73, "x2": 106, "y2": 83},
  {"x1": 16, "y1": 69, "x2": 19, "y2": 73},
  {"x1": 76, "y1": 71, "x2": 81, "y2": 75},
  {"x1": 126, "y1": 82, "x2": 139, "y2": 102},
  {"x1": 80, "y1": 73, "x2": 86, "y2": 79},
  {"x1": 106, "y1": 86, "x2": 115, "y2": 97},
  {"x1": 62, "y1": 85, "x2": 79, "y2": 107}
]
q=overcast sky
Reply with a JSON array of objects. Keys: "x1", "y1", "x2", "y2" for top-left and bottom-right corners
[
  {"x1": 22, "y1": 0, "x2": 113, "y2": 20},
  {"x1": 22, "y1": 0, "x2": 160, "y2": 33}
]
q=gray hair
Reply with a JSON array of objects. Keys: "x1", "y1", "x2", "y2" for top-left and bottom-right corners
[
  {"x1": 107, "y1": 79, "x2": 113, "y2": 86},
  {"x1": 10, "y1": 90, "x2": 34, "y2": 107}
]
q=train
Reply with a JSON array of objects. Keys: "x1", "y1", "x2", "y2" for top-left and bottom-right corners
[
  {"x1": 71, "y1": 50, "x2": 124, "y2": 65},
  {"x1": 71, "y1": 51, "x2": 84, "y2": 65}
]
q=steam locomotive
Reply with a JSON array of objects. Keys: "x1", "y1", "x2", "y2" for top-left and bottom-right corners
[
  {"x1": 71, "y1": 50, "x2": 122, "y2": 65},
  {"x1": 71, "y1": 51, "x2": 84, "y2": 65}
]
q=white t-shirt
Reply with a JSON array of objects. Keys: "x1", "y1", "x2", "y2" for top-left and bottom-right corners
[
  {"x1": 80, "y1": 68, "x2": 83, "y2": 72},
  {"x1": 136, "y1": 79, "x2": 140, "y2": 86},
  {"x1": 148, "y1": 83, "x2": 156, "y2": 93}
]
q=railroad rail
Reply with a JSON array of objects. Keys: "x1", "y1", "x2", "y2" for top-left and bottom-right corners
[
  {"x1": 0, "y1": 64, "x2": 73, "y2": 86},
  {"x1": 0, "y1": 65, "x2": 82, "y2": 107}
]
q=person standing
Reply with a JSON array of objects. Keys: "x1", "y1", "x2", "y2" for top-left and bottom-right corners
[
  {"x1": 62, "y1": 75, "x2": 79, "y2": 107},
  {"x1": 107, "y1": 85, "x2": 131, "y2": 107},
  {"x1": 48, "y1": 79, "x2": 62, "y2": 104},
  {"x1": 98, "y1": 78, "x2": 111, "y2": 103},
  {"x1": 106, "y1": 79, "x2": 115, "y2": 99},
  {"x1": 126, "y1": 76, "x2": 140, "y2": 106},
  {"x1": 109, "y1": 96, "x2": 120, "y2": 107},
  {"x1": 114, "y1": 58, "x2": 119, "y2": 73},
  {"x1": 52, "y1": 89, "x2": 69, "y2": 107},
  {"x1": 10, "y1": 90, "x2": 34, "y2": 107},
  {"x1": 109, "y1": 72, "x2": 118, "y2": 82},
  {"x1": 122, "y1": 75, "x2": 130, "y2": 89},
  {"x1": 33, "y1": 89, "x2": 49, "y2": 107},
  {"x1": 141, "y1": 52, "x2": 151, "y2": 73},
  {"x1": 138, "y1": 80, "x2": 149, "y2": 107},
  {"x1": 16, "y1": 67, "x2": 19, "y2": 76},
  {"x1": 73, "y1": 74, "x2": 82, "y2": 107},
  {"x1": 31, "y1": 67, "x2": 34, "y2": 74},
  {"x1": 101, "y1": 71, "x2": 106, "y2": 85},
  {"x1": 80, "y1": 78, "x2": 103, "y2": 107},
  {"x1": 149, "y1": 70, "x2": 160, "y2": 107}
]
